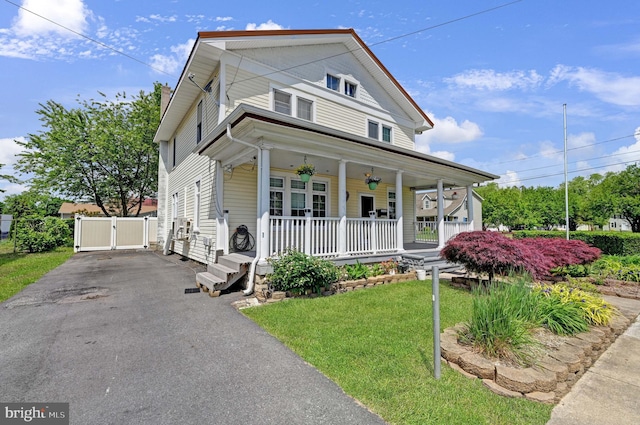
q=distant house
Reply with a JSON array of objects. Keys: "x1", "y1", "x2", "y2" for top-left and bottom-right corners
[
  {"x1": 0, "y1": 214, "x2": 12, "y2": 239},
  {"x1": 58, "y1": 201, "x2": 157, "y2": 219},
  {"x1": 603, "y1": 215, "x2": 632, "y2": 232},
  {"x1": 415, "y1": 187, "x2": 483, "y2": 230}
]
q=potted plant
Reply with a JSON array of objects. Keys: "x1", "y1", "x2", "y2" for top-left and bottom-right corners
[
  {"x1": 365, "y1": 175, "x2": 381, "y2": 190},
  {"x1": 295, "y1": 163, "x2": 315, "y2": 182}
]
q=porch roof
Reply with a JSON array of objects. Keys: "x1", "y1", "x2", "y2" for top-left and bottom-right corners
[{"x1": 195, "y1": 104, "x2": 498, "y2": 189}]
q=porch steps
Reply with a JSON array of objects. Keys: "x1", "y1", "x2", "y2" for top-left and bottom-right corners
[
  {"x1": 196, "y1": 253, "x2": 253, "y2": 295},
  {"x1": 401, "y1": 250, "x2": 461, "y2": 273}
]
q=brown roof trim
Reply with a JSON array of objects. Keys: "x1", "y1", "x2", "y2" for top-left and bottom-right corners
[
  {"x1": 197, "y1": 28, "x2": 353, "y2": 39},
  {"x1": 199, "y1": 109, "x2": 495, "y2": 180},
  {"x1": 196, "y1": 28, "x2": 434, "y2": 128}
]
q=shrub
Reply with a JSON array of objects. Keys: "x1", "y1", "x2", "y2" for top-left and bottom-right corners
[
  {"x1": 15, "y1": 216, "x2": 71, "y2": 253},
  {"x1": 513, "y1": 230, "x2": 640, "y2": 256},
  {"x1": 534, "y1": 284, "x2": 615, "y2": 326},
  {"x1": 441, "y1": 231, "x2": 552, "y2": 282},
  {"x1": 267, "y1": 249, "x2": 340, "y2": 295},
  {"x1": 462, "y1": 280, "x2": 539, "y2": 365},
  {"x1": 518, "y1": 238, "x2": 601, "y2": 269},
  {"x1": 590, "y1": 255, "x2": 640, "y2": 283},
  {"x1": 343, "y1": 261, "x2": 370, "y2": 280}
]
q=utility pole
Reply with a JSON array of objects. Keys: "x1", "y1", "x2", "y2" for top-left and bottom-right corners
[{"x1": 563, "y1": 104, "x2": 569, "y2": 240}]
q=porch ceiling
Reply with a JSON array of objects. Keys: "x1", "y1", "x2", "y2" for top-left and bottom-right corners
[{"x1": 197, "y1": 104, "x2": 498, "y2": 189}]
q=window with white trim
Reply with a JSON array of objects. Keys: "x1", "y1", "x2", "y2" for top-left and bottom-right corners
[
  {"x1": 172, "y1": 192, "x2": 179, "y2": 220},
  {"x1": 368, "y1": 119, "x2": 393, "y2": 143},
  {"x1": 172, "y1": 137, "x2": 176, "y2": 168},
  {"x1": 270, "y1": 177, "x2": 284, "y2": 216},
  {"x1": 290, "y1": 180, "x2": 307, "y2": 217},
  {"x1": 274, "y1": 89, "x2": 292, "y2": 115},
  {"x1": 382, "y1": 125, "x2": 392, "y2": 143},
  {"x1": 196, "y1": 100, "x2": 203, "y2": 144},
  {"x1": 312, "y1": 182, "x2": 327, "y2": 218},
  {"x1": 269, "y1": 175, "x2": 329, "y2": 217},
  {"x1": 388, "y1": 190, "x2": 396, "y2": 220},
  {"x1": 344, "y1": 81, "x2": 357, "y2": 97},
  {"x1": 297, "y1": 97, "x2": 313, "y2": 121},
  {"x1": 194, "y1": 180, "x2": 201, "y2": 231},
  {"x1": 326, "y1": 74, "x2": 340, "y2": 91}
]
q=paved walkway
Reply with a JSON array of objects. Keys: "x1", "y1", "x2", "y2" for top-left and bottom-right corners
[
  {"x1": 547, "y1": 295, "x2": 640, "y2": 425},
  {"x1": 0, "y1": 250, "x2": 386, "y2": 425}
]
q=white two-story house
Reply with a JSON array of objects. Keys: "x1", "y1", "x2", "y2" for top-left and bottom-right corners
[{"x1": 153, "y1": 28, "x2": 497, "y2": 294}]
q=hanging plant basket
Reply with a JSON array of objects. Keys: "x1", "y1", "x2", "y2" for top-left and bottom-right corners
[
  {"x1": 365, "y1": 176, "x2": 381, "y2": 190},
  {"x1": 295, "y1": 163, "x2": 315, "y2": 182}
]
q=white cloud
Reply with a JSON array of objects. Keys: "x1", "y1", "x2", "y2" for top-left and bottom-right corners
[
  {"x1": 0, "y1": 137, "x2": 27, "y2": 197},
  {"x1": 497, "y1": 170, "x2": 522, "y2": 187},
  {"x1": 416, "y1": 113, "x2": 483, "y2": 146},
  {"x1": 148, "y1": 14, "x2": 177, "y2": 23},
  {"x1": 245, "y1": 20, "x2": 284, "y2": 31},
  {"x1": 215, "y1": 17, "x2": 233, "y2": 22},
  {"x1": 149, "y1": 38, "x2": 195, "y2": 75},
  {"x1": 12, "y1": 0, "x2": 89, "y2": 37},
  {"x1": 548, "y1": 65, "x2": 640, "y2": 107},
  {"x1": 445, "y1": 69, "x2": 544, "y2": 91},
  {"x1": 568, "y1": 132, "x2": 596, "y2": 151},
  {"x1": 0, "y1": 137, "x2": 25, "y2": 168},
  {"x1": 606, "y1": 127, "x2": 640, "y2": 172}
]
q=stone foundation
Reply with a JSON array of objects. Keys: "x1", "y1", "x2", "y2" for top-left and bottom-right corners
[{"x1": 441, "y1": 312, "x2": 636, "y2": 404}]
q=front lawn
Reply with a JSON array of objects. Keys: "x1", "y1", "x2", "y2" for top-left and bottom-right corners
[
  {"x1": 242, "y1": 280, "x2": 553, "y2": 425},
  {"x1": 0, "y1": 239, "x2": 74, "y2": 302}
]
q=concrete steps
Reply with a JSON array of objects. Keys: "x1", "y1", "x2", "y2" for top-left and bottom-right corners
[
  {"x1": 196, "y1": 252, "x2": 253, "y2": 295},
  {"x1": 401, "y1": 250, "x2": 461, "y2": 273}
]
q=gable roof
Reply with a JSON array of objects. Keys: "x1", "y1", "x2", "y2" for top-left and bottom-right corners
[{"x1": 154, "y1": 28, "x2": 434, "y2": 143}]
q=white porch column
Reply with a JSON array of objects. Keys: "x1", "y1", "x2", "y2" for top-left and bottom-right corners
[
  {"x1": 395, "y1": 170, "x2": 405, "y2": 252},
  {"x1": 215, "y1": 160, "x2": 229, "y2": 255},
  {"x1": 218, "y1": 56, "x2": 227, "y2": 122},
  {"x1": 259, "y1": 146, "x2": 271, "y2": 261},
  {"x1": 466, "y1": 184, "x2": 475, "y2": 231},
  {"x1": 437, "y1": 179, "x2": 445, "y2": 249},
  {"x1": 338, "y1": 159, "x2": 348, "y2": 256}
]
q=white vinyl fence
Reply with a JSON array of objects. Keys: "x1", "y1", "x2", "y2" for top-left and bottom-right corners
[{"x1": 74, "y1": 216, "x2": 157, "y2": 252}]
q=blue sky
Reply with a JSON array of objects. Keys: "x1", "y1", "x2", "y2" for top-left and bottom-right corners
[{"x1": 1, "y1": 0, "x2": 639, "y2": 198}]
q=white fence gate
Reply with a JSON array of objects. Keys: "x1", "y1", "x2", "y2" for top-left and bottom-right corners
[{"x1": 74, "y1": 216, "x2": 157, "y2": 252}]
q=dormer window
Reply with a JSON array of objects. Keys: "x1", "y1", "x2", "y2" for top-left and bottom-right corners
[
  {"x1": 326, "y1": 73, "x2": 359, "y2": 99},
  {"x1": 326, "y1": 74, "x2": 340, "y2": 91},
  {"x1": 344, "y1": 81, "x2": 357, "y2": 97}
]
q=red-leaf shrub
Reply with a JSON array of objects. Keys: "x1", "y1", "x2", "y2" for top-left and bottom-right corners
[
  {"x1": 518, "y1": 238, "x2": 601, "y2": 269},
  {"x1": 441, "y1": 232, "x2": 602, "y2": 281},
  {"x1": 440, "y1": 231, "x2": 552, "y2": 281}
]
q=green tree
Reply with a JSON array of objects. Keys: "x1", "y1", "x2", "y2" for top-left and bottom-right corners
[
  {"x1": 3, "y1": 190, "x2": 65, "y2": 219},
  {"x1": 0, "y1": 163, "x2": 18, "y2": 193},
  {"x1": 16, "y1": 84, "x2": 162, "y2": 217},
  {"x1": 603, "y1": 164, "x2": 640, "y2": 232}
]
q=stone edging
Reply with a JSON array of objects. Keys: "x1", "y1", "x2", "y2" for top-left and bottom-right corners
[
  {"x1": 233, "y1": 271, "x2": 419, "y2": 308},
  {"x1": 440, "y1": 312, "x2": 637, "y2": 404}
]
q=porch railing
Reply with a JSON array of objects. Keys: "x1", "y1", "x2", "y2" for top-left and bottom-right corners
[
  {"x1": 415, "y1": 221, "x2": 437, "y2": 243},
  {"x1": 415, "y1": 221, "x2": 473, "y2": 244},
  {"x1": 269, "y1": 216, "x2": 397, "y2": 258},
  {"x1": 443, "y1": 221, "x2": 473, "y2": 242}
]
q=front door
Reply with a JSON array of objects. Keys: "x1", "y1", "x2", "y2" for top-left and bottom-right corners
[{"x1": 360, "y1": 195, "x2": 374, "y2": 218}]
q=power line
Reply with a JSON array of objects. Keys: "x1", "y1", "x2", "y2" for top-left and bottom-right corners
[
  {"x1": 229, "y1": 1, "x2": 524, "y2": 86},
  {"x1": 494, "y1": 133, "x2": 638, "y2": 166},
  {"x1": 501, "y1": 147, "x2": 640, "y2": 176},
  {"x1": 3, "y1": 0, "x2": 177, "y2": 77},
  {"x1": 496, "y1": 158, "x2": 639, "y2": 187}
]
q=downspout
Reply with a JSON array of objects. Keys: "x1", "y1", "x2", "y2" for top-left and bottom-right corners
[{"x1": 225, "y1": 124, "x2": 262, "y2": 295}]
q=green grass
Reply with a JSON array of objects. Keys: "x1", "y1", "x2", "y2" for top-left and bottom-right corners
[
  {"x1": 0, "y1": 239, "x2": 74, "y2": 302},
  {"x1": 242, "y1": 280, "x2": 553, "y2": 425}
]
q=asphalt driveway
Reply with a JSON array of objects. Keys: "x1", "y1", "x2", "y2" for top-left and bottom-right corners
[{"x1": 0, "y1": 250, "x2": 386, "y2": 425}]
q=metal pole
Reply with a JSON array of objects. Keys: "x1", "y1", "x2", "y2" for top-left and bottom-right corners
[
  {"x1": 432, "y1": 265, "x2": 441, "y2": 379},
  {"x1": 563, "y1": 104, "x2": 569, "y2": 240}
]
